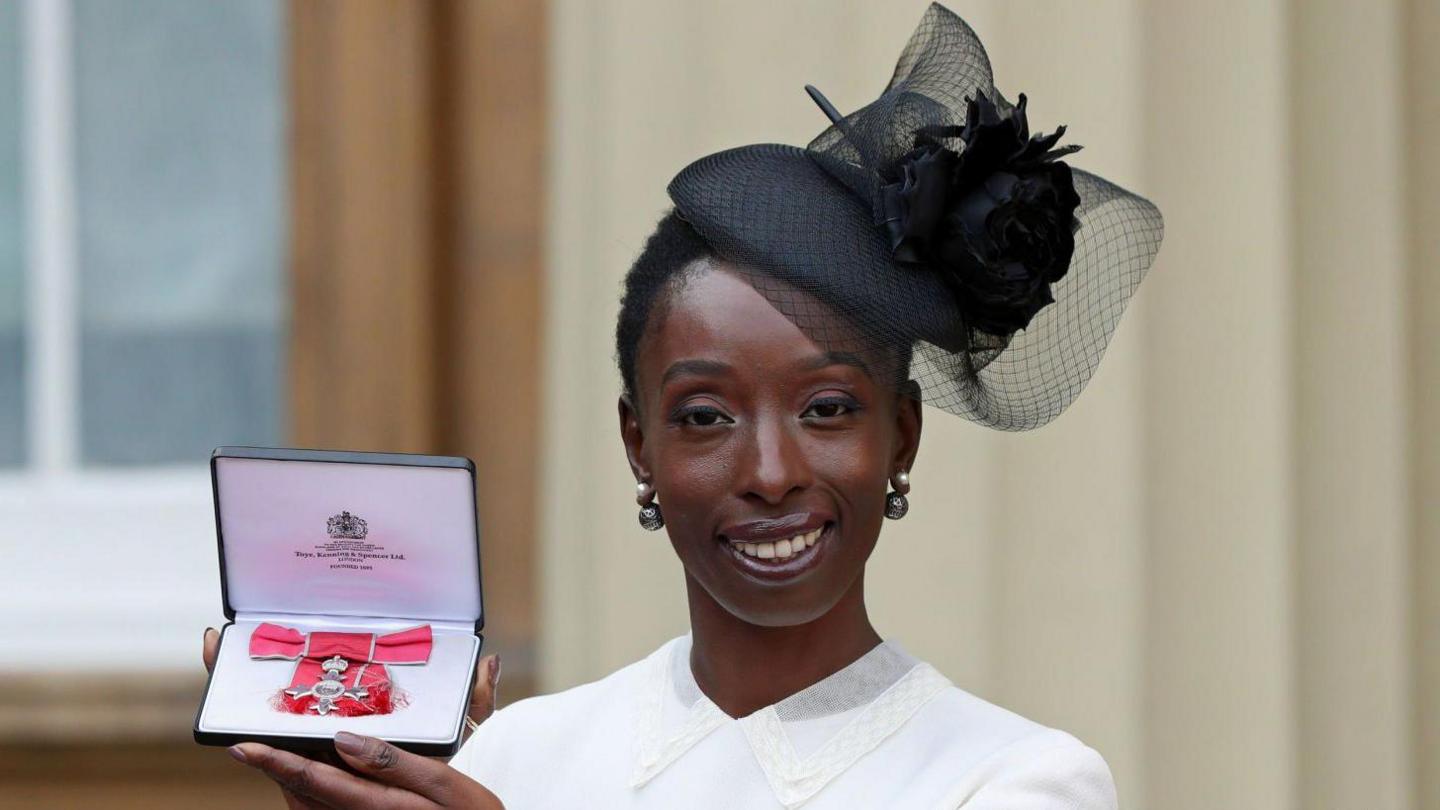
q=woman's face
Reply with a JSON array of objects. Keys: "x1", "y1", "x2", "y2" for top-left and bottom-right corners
[{"x1": 620, "y1": 264, "x2": 921, "y2": 627}]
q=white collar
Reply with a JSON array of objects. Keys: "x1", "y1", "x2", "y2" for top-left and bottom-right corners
[{"x1": 630, "y1": 634, "x2": 952, "y2": 808}]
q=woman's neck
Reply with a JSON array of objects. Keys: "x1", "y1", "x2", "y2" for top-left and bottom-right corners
[{"x1": 684, "y1": 574, "x2": 882, "y2": 719}]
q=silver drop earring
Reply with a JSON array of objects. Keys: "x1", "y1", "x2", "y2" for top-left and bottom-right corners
[
  {"x1": 884, "y1": 469, "x2": 910, "y2": 520},
  {"x1": 636, "y1": 481, "x2": 664, "y2": 531}
]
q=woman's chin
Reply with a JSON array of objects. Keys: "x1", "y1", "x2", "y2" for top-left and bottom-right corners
[
  {"x1": 675, "y1": 518, "x2": 878, "y2": 628},
  {"x1": 721, "y1": 590, "x2": 854, "y2": 628},
  {"x1": 704, "y1": 530, "x2": 859, "y2": 627}
]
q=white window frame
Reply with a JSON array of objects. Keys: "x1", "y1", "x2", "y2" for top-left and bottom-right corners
[{"x1": 0, "y1": 0, "x2": 237, "y2": 672}]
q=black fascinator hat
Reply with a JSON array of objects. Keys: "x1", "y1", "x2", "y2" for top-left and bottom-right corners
[{"x1": 668, "y1": 2, "x2": 1164, "y2": 430}]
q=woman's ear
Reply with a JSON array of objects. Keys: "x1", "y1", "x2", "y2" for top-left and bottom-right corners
[
  {"x1": 892, "y1": 387, "x2": 923, "y2": 478},
  {"x1": 618, "y1": 394, "x2": 649, "y2": 482}
]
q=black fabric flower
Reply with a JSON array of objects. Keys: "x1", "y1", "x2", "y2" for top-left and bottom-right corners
[
  {"x1": 880, "y1": 91, "x2": 1082, "y2": 335},
  {"x1": 668, "y1": 2, "x2": 1166, "y2": 430}
]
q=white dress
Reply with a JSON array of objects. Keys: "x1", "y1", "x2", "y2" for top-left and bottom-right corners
[{"x1": 450, "y1": 634, "x2": 1116, "y2": 809}]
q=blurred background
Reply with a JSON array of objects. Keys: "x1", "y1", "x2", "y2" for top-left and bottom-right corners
[{"x1": 0, "y1": 0, "x2": 1436, "y2": 807}]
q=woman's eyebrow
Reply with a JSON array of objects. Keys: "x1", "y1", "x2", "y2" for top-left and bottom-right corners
[
  {"x1": 661, "y1": 358, "x2": 733, "y2": 386},
  {"x1": 797, "y1": 350, "x2": 871, "y2": 375}
]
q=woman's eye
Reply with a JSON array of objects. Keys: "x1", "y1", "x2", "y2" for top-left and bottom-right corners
[
  {"x1": 675, "y1": 406, "x2": 732, "y2": 427},
  {"x1": 802, "y1": 398, "x2": 858, "y2": 419}
]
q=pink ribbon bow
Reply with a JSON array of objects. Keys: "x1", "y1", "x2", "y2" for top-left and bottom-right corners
[
  {"x1": 248, "y1": 622, "x2": 433, "y2": 716},
  {"x1": 248, "y1": 622, "x2": 433, "y2": 664}
]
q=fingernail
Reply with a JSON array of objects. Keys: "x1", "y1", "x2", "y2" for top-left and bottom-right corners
[
  {"x1": 488, "y1": 654, "x2": 502, "y2": 689},
  {"x1": 334, "y1": 731, "x2": 365, "y2": 755},
  {"x1": 228, "y1": 745, "x2": 247, "y2": 764},
  {"x1": 205, "y1": 627, "x2": 216, "y2": 640}
]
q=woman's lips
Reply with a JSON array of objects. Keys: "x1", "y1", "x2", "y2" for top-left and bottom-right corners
[
  {"x1": 719, "y1": 512, "x2": 828, "y2": 543},
  {"x1": 718, "y1": 522, "x2": 834, "y2": 581},
  {"x1": 728, "y1": 526, "x2": 822, "y2": 560}
]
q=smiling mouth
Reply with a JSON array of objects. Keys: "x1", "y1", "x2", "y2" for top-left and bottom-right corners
[{"x1": 727, "y1": 526, "x2": 824, "y2": 560}]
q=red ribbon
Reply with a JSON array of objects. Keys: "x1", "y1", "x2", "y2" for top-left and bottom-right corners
[{"x1": 249, "y1": 622, "x2": 433, "y2": 716}]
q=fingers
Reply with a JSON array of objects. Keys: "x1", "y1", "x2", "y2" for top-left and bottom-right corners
[
  {"x1": 202, "y1": 627, "x2": 219, "y2": 673},
  {"x1": 231, "y1": 742, "x2": 430, "y2": 810},
  {"x1": 310, "y1": 748, "x2": 358, "y2": 775},
  {"x1": 279, "y1": 785, "x2": 331, "y2": 810},
  {"x1": 332, "y1": 732, "x2": 455, "y2": 801},
  {"x1": 330, "y1": 733, "x2": 505, "y2": 809},
  {"x1": 469, "y1": 654, "x2": 500, "y2": 725}
]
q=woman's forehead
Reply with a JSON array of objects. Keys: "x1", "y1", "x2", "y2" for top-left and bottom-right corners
[
  {"x1": 657, "y1": 268, "x2": 809, "y2": 351},
  {"x1": 637, "y1": 266, "x2": 880, "y2": 390}
]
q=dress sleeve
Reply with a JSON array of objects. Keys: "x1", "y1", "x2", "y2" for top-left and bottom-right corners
[
  {"x1": 447, "y1": 706, "x2": 512, "y2": 786},
  {"x1": 949, "y1": 732, "x2": 1118, "y2": 810}
]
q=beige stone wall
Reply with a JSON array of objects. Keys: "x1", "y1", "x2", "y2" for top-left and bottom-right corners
[{"x1": 540, "y1": 1, "x2": 1439, "y2": 808}]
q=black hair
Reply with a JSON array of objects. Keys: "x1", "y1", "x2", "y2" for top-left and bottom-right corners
[
  {"x1": 615, "y1": 209, "x2": 714, "y2": 403},
  {"x1": 615, "y1": 209, "x2": 918, "y2": 406}
]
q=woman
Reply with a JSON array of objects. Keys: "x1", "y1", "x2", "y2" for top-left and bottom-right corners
[{"x1": 209, "y1": 5, "x2": 1163, "y2": 807}]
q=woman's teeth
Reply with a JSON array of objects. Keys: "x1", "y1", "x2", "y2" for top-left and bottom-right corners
[{"x1": 731, "y1": 527, "x2": 823, "y2": 560}]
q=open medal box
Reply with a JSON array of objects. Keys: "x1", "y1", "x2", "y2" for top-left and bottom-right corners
[{"x1": 193, "y1": 447, "x2": 484, "y2": 756}]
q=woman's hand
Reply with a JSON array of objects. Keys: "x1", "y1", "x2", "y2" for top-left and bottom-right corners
[
  {"x1": 202, "y1": 627, "x2": 504, "y2": 809},
  {"x1": 229, "y1": 731, "x2": 504, "y2": 809}
]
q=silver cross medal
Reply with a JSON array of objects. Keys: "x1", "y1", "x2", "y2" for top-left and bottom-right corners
[{"x1": 286, "y1": 655, "x2": 369, "y2": 715}]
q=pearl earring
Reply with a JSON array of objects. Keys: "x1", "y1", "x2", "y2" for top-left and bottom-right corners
[
  {"x1": 885, "y1": 469, "x2": 910, "y2": 520},
  {"x1": 635, "y1": 481, "x2": 664, "y2": 531}
]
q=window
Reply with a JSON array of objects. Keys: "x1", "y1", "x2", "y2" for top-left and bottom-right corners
[
  {"x1": 0, "y1": 2, "x2": 24, "y2": 465},
  {"x1": 1, "y1": 0, "x2": 286, "y2": 669},
  {"x1": 73, "y1": 0, "x2": 286, "y2": 465}
]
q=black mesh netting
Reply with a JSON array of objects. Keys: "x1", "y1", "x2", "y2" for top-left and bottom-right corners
[{"x1": 668, "y1": 3, "x2": 1164, "y2": 431}]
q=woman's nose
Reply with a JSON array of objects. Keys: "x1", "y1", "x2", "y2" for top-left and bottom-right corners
[{"x1": 739, "y1": 415, "x2": 812, "y2": 505}]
